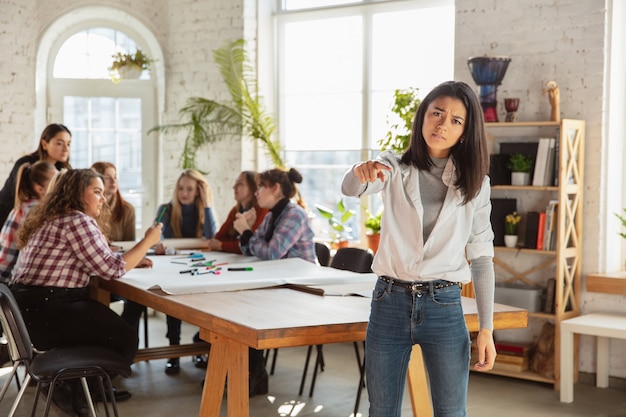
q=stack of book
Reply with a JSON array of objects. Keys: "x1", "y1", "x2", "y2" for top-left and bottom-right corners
[
  {"x1": 522, "y1": 200, "x2": 559, "y2": 250},
  {"x1": 493, "y1": 342, "x2": 531, "y2": 372},
  {"x1": 470, "y1": 337, "x2": 531, "y2": 372}
]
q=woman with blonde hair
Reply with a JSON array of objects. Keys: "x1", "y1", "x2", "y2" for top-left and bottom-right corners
[{"x1": 155, "y1": 169, "x2": 217, "y2": 374}]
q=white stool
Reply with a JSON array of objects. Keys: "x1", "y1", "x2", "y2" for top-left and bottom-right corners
[{"x1": 560, "y1": 313, "x2": 626, "y2": 402}]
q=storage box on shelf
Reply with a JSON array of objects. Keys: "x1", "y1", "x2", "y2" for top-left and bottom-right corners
[{"x1": 485, "y1": 119, "x2": 585, "y2": 388}]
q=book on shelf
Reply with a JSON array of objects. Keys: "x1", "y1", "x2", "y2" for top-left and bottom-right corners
[
  {"x1": 489, "y1": 154, "x2": 511, "y2": 186},
  {"x1": 523, "y1": 211, "x2": 539, "y2": 249},
  {"x1": 552, "y1": 128, "x2": 560, "y2": 186},
  {"x1": 543, "y1": 137, "x2": 556, "y2": 186},
  {"x1": 536, "y1": 212, "x2": 546, "y2": 250},
  {"x1": 543, "y1": 200, "x2": 558, "y2": 251},
  {"x1": 532, "y1": 137, "x2": 554, "y2": 186},
  {"x1": 543, "y1": 277, "x2": 556, "y2": 313},
  {"x1": 494, "y1": 341, "x2": 532, "y2": 357}
]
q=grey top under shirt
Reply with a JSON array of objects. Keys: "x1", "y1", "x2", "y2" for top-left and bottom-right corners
[{"x1": 420, "y1": 157, "x2": 494, "y2": 331}]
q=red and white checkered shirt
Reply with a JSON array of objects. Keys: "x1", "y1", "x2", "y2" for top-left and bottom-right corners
[{"x1": 10, "y1": 211, "x2": 126, "y2": 288}]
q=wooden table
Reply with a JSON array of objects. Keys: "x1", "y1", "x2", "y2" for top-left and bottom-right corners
[{"x1": 96, "y1": 275, "x2": 527, "y2": 417}]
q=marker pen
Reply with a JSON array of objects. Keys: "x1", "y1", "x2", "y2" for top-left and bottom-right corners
[
  {"x1": 179, "y1": 269, "x2": 197, "y2": 274},
  {"x1": 227, "y1": 267, "x2": 254, "y2": 271},
  {"x1": 194, "y1": 269, "x2": 220, "y2": 275},
  {"x1": 155, "y1": 206, "x2": 167, "y2": 224}
]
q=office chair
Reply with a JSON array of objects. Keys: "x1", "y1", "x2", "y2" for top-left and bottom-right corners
[
  {"x1": 300, "y1": 247, "x2": 374, "y2": 415},
  {"x1": 314, "y1": 242, "x2": 331, "y2": 267},
  {"x1": 0, "y1": 284, "x2": 131, "y2": 417}
]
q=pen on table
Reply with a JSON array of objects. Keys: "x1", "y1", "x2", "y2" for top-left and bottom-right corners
[
  {"x1": 179, "y1": 269, "x2": 197, "y2": 274},
  {"x1": 193, "y1": 269, "x2": 220, "y2": 275},
  {"x1": 227, "y1": 267, "x2": 254, "y2": 271},
  {"x1": 155, "y1": 206, "x2": 167, "y2": 224}
]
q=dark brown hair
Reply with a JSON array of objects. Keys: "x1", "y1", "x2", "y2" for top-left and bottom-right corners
[
  {"x1": 259, "y1": 168, "x2": 303, "y2": 200},
  {"x1": 400, "y1": 81, "x2": 489, "y2": 204},
  {"x1": 31, "y1": 123, "x2": 72, "y2": 170}
]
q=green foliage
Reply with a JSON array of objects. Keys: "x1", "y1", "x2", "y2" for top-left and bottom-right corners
[
  {"x1": 109, "y1": 49, "x2": 153, "y2": 71},
  {"x1": 377, "y1": 87, "x2": 421, "y2": 154},
  {"x1": 615, "y1": 209, "x2": 626, "y2": 240},
  {"x1": 506, "y1": 153, "x2": 534, "y2": 173},
  {"x1": 315, "y1": 199, "x2": 355, "y2": 242},
  {"x1": 364, "y1": 208, "x2": 383, "y2": 234},
  {"x1": 149, "y1": 39, "x2": 283, "y2": 171}
]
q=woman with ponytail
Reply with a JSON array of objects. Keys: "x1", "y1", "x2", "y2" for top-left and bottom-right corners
[{"x1": 0, "y1": 161, "x2": 57, "y2": 283}]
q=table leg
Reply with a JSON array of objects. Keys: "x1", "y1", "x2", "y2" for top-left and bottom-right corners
[
  {"x1": 198, "y1": 331, "x2": 249, "y2": 417},
  {"x1": 407, "y1": 344, "x2": 433, "y2": 417},
  {"x1": 559, "y1": 325, "x2": 574, "y2": 403},
  {"x1": 596, "y1": 336, "x2": 609, "y2": 388}
]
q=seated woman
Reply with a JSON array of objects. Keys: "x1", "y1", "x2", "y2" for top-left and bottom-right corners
[
  {"x1": 9, "y1": 169, "x2": 162, "y2": 416},
  {"x1": 233, "y1": 167, "x2": 316, "y2": 397},
  {"x1": 206, "y1": 170, "x2": 268, "y2": 253},
  {"x1": 91, "y1": 162, "x2": 150, "y2": 337},
  {"x1": 0, "y1": 161, "x2": 57, "y2": 283},
  {"x1": 155, "y1": 169, "x2": 217, "y2": 374}
]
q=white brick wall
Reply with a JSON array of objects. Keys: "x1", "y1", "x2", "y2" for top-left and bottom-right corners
[{"x1": 0, "y1": 0, "x2": 622, "y2": 378}]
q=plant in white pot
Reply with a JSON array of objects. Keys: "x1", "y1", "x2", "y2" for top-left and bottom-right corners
[
  {"x1": 108, "y1": 49, "x2": 153, "y2": 83},
  {"x1": 504, "y1": 211, "x2": 521, "y2": 248},
  {"x1": 507, "y1": 153, "x2": 534, "y2": 186}
]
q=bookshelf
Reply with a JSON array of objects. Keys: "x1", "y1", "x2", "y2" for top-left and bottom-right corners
[{"x1": 484, "y1": 119, "x2": 585, "y2": 389}]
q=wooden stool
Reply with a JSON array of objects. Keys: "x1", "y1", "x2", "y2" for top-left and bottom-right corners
[{"x1": 560, "y1": 312, "x2": 626, "y2": 402}]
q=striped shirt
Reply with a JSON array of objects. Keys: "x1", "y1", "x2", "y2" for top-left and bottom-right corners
[{"x1": 10, "y1": 211, "x2": 126, "y2": 288}]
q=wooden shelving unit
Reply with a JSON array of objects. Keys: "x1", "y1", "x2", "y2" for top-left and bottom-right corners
[{"x1": 484, "y1": 119, "x2": 585, "y2": 389}]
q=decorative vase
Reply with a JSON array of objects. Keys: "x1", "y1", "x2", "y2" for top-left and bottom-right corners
[
  {"x1": 511, "y1": 172, "x2": 530, "y2": 186},
  {"x1": 504, "y1": 235, "x2": 518, "y2": 248},
  {"x1": 366, "y1": 233, "x2": 380, "y2": 254},
  {"x1": 467, "y1": 56, "x2": 512, "y2": 122}
]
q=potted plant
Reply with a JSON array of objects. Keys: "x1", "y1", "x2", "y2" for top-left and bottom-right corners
[
  {"x1": 378, "y1": 87, "x2": 421, "y2": 154},
  {"x1": 507, "y1": 153, "x2": 534, "y2": 185},
  {"x1": 364, "y1": 208, "x2": 383, "y2": 253},
  {"x1": 108, "y1": 49, "x2": 153, "y2": 82},
  {"x1": 504, "y1": 211, "x2": 521, "y2": 247},
  {"x1": 149, "y1": 39, "x2": 283, "y2": 171},
  {"x1": 315, "y1": 199, "x2": 355, "y2": 248}
]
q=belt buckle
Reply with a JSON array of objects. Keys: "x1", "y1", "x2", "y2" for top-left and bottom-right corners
[{"x1": 411, "y1": 283, "x2": 425, "y2": 291}]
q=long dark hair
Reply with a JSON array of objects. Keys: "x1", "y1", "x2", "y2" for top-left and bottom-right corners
[
  {"x1": 259, "y1": 168, "x2": 303, "y2": 200},
  {"x1": 400, "y1": 81, "x2": 489, "y2": 204},
  {"x1": 31, "y1": 123, "x2": 72, "y2": 170},
  {"x1": 236, "y1": 171, "x2": 260, "y2": 212}
]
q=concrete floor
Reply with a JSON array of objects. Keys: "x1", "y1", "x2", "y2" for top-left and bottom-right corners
[{"x1": 1, "y1": 309, "x2": 625, "y2": 417}]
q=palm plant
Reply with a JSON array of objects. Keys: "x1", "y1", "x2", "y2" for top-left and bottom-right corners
[{"x1": 150, "y1": 39, "x2": 283, "y2": 170}]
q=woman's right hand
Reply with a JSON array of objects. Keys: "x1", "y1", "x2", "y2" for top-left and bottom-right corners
[
  {"x1": 352, "y1": 161, "x2": 391, "y2": 184},
  {"x1": 145, "y1": 223, "x2": 163, "y2": 247}
]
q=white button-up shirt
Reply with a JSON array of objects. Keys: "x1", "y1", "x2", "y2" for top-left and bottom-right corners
[{"x1": 342, "y1": 151, "x2": 494, "y2": 284}]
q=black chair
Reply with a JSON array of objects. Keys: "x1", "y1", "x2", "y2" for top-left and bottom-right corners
[
  {"x1": 300, "y1": 247, "x2": 374, "y2": 415},
  {"x1": 265, "y1": 242, "x2": 332, "y2": 377},
  {"x1": 0, "y1": 284, "x2": 131, "y2": 417},
  {"x1": 314, "y1": 242, "x2": 331, "y2": 267}
]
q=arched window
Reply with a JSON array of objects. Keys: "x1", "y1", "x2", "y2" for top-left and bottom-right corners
[{"x1": 47, "y1": 26, "x2": 159, "y2": 234}]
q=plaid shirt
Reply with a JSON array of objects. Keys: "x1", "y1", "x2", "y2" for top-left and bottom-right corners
[
  {"x1": 0, "y1": 199, "x2": 37, "y2": 283},
  {"x1": 10, "y1": 211, "x2": 126, "y2": 288}
]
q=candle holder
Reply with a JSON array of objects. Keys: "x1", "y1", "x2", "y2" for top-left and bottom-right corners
[
  {"x1": 504, "y1": 98, "x2": 520, "y2": 122},
  {"x1": 467, "y1": 56, "x2": 512, "y2": 122}
]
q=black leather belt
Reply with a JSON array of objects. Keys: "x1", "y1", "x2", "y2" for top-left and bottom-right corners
[{"x1": 379, "y1": 276, "x2": 461, "y2": 291}]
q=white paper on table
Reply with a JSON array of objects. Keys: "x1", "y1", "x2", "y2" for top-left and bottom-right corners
[{"x1": 118, "y1": 255, "x2": 377, "y2": 296}]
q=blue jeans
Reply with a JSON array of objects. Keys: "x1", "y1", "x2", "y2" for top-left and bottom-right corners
[{"x1": 366, "y1": 277, "x2": 470, "y2": 417}]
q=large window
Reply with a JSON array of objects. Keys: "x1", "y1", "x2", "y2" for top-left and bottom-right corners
[
  {"x1": 50, "y1": 28, "x2": 156, "y2": 232},
  {"x1": 276, "y1": 0, "x2": 455, "y2": 242}
]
